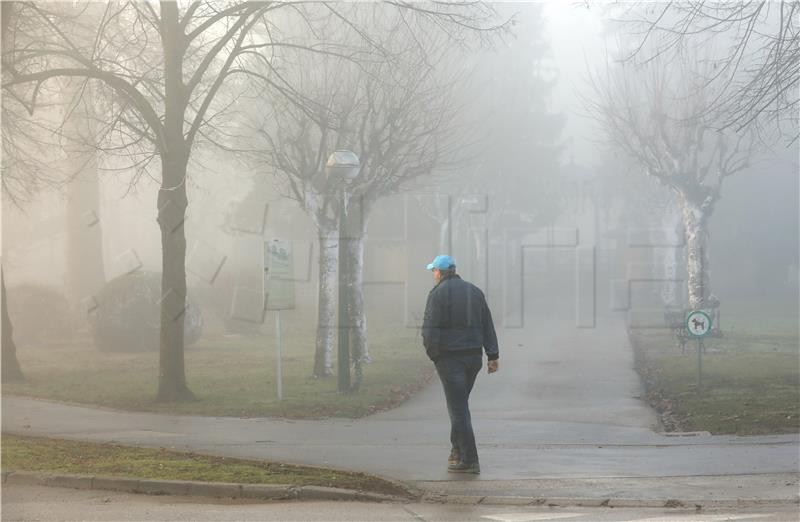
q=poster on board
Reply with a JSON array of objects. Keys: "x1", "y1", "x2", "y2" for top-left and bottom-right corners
[{"x1": 264, "y1": 239, "x2": 295, "y2": 311}]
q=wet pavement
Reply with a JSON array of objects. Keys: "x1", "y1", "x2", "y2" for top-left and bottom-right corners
[{"x1": 3, "y1": 315, "x2": 798, "y2": 502}]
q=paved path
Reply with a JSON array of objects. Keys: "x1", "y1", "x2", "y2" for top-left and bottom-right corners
[{"x1": 3, "y1": 314, "x2": 798, "y2": 501}]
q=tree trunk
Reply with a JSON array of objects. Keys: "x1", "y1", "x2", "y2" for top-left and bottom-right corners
[
  {"x1": 0, "y1": 5, "x2": 24, "y2": 383},
  {"x1": 344, "y1": 213, "x2": 370, "y2": 364},
  {"x1": 155, "y1": 155, "x2": 194, "y2": 401},
  {"x1": 680, "y1": 195, "x2": 711, "y2": 310},
  {"x1": 1, "y1": 270, "x2": 25, "y2": 383},
  {"x1": 155, "y1": 1, "x2": 194, "y2": 402},
  {"x1": 313, "y1": 229, "x2": 338, "y2": 377}
]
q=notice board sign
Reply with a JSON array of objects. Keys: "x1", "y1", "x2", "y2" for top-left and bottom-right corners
[{"x1": 264, "y1": 239, "x2": 295, "y2": 311}]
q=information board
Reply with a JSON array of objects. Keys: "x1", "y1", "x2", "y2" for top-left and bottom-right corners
[{"x1": 264, "y1": 239, "x2": 295, "y2": 311}]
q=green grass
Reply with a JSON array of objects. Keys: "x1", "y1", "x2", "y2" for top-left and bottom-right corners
[
  {"x1": 3, "y1": 323, "x2": 434, "y2": 418},
  {"x1": 630, "y1": 320, "x2": 799, "y2": 435},
  {"x1": 0, "y1": 435, "x2": 409, "y2": 496}
]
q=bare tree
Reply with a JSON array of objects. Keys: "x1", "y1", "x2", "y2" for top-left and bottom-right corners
[
  {"x1": 4, "y1": 1, "x2": 292, "y2": 401},
  {"x1": 250, "y1": 15, "x2": 474, "y2": 377},
  {"x1": 2, "y1": 2, "x2": 108, "y2": 379},
  {"x1": 2, "y1": 0, "x2": 28, "y2": 382},
  {"x1": 587, "y1": 55, "x2": 759, "y2": 310},
  {"x1": 1, "y1": 0, "x2": 64, "y2": 204},
  {"x1": 2, "y1": 1, "x2": 505, "y2": 399},
  {"x1": 340, "y1": 57, "x2": 468, "y2": 375},
  {"x1": 610, "y1": 1, "x2": 800, "y2": 142}
]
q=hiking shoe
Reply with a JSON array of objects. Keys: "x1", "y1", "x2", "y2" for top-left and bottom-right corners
[
  {"x1": 447, "y1": 461, "x2": 480, "y2": 474},
  {"x1": 448, "y1": 448, "x2": 460, "y2": 466}
]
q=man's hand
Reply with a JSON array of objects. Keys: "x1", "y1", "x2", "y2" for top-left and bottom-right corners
[{"x1": 487, "y1": 360, "x2": 499, "y2": 374}]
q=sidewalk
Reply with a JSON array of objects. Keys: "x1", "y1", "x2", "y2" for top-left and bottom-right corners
[
  {"x1": 3, "y1": 315, "x2": 798, "y2": 505},
  {"x1": 417, "y1": 474, "x2": 800, "y2": 507}
]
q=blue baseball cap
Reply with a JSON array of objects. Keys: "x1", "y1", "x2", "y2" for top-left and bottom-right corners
[{"x1": 426, "y1": 255, "x2": 456, "y2": 271}]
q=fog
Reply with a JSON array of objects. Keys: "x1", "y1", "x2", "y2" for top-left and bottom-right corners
[{"x1": 1, "y1": 1, "x2": 797, "y2": 429}]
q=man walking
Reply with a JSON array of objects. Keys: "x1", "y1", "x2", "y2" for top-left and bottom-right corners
[{"x1": 422, "y1": 255, "x2": 499, "y2": 474}]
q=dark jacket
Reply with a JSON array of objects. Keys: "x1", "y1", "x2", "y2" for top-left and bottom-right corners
[{"x1": 422, "y1": 273, "x2": 499, "y2": 362}]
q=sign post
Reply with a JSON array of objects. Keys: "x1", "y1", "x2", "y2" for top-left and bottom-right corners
[
  {"x1": 337, "y1": 186, "x2": 351, "y2": 394},
  {"x1": 275, "y1": 309, "x2": 283, "y2": 401},
  {"x1": 686, "y1": 310, "x2": 712, "y2": 391},
  {"x1": 264, "y1": 239, "x2": 295, "y2": 401},
  {"x1": 326, "y1": 150, "x2": 360, "y2": 394}
]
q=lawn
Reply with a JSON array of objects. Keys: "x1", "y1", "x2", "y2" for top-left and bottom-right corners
[
  {"x1": 630, "y1": 297, "x2": 800, "y2": 435},
  {"x1": 2, "y1": 322, "x2": 434, "y2": 418},
  {"x1": 1, "y1": 434, "x2": 410, "y2": 496}
]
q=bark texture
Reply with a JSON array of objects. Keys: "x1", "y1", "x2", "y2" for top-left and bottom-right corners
[
  {"x1": 155, "y1": 2, "x2": 194, "y2": 402},
  {"x1": 155, "y1": 156, "x2": 194, "y2": 401},
  {"x1": 313, "y1": 230, "x2": 338, "y2": 377},
  {"x1": 344, "y1": 209, "x2": 370, "y2": 364},
  {"x1": 679, "y1": 194, "x2": 711, "y2": 310},
  {"x1": 1, "y1": 270, "x2": 25, "y2": 383}
]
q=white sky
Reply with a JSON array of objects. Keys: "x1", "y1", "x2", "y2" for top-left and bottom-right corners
[{"x1": 540, "y1": 1, "x2": 607, "y2": 166}]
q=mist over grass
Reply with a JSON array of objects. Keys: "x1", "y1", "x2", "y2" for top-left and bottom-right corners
[
  {"x1": 3, "y1": 322, "x2": 432, "y2": 418},
  {"x1": 631, "y1": 296, "x2": 799, "y2": 436}
]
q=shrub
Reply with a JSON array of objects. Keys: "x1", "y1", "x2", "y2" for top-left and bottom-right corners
[
  {"x1": 6, "y1": 284, "x2": 76, "y2": 344},
  {"x1": 90, "y1": 271, "x2": 202, "y2": 352}
]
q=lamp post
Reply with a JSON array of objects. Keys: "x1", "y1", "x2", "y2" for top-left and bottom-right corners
[{"x1": 326, "y1": 150, "x2": 360, "y2": 393}]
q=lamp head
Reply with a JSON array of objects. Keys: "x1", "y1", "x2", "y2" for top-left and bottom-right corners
[{"x1": 325, "y1": 150, "x2": 360, "y2": 185}]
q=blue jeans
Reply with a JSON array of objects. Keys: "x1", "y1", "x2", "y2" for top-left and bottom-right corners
[{"x1": 434, "y1": 351, "x2": 482, "y2": 464}]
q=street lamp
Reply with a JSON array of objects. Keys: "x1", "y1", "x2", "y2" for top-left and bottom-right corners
[{"x1": 326, "y1": 150, "x2": 360, "y2": 393}]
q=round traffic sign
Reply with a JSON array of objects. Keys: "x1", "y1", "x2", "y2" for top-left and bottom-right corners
[{"x1": 686, "y1": 310, "x2": 712, "y2": 337}]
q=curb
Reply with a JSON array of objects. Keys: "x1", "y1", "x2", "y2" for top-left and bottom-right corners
[
  {"x1": 6, "y1": 471, "x2": 798, "y2": 509},
  {"x1": 3, "y1": 471, "x2": 404, "y2": 503},
  {"x1": 420, "y1": 493, "x2": 800, "y2": 509}
]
